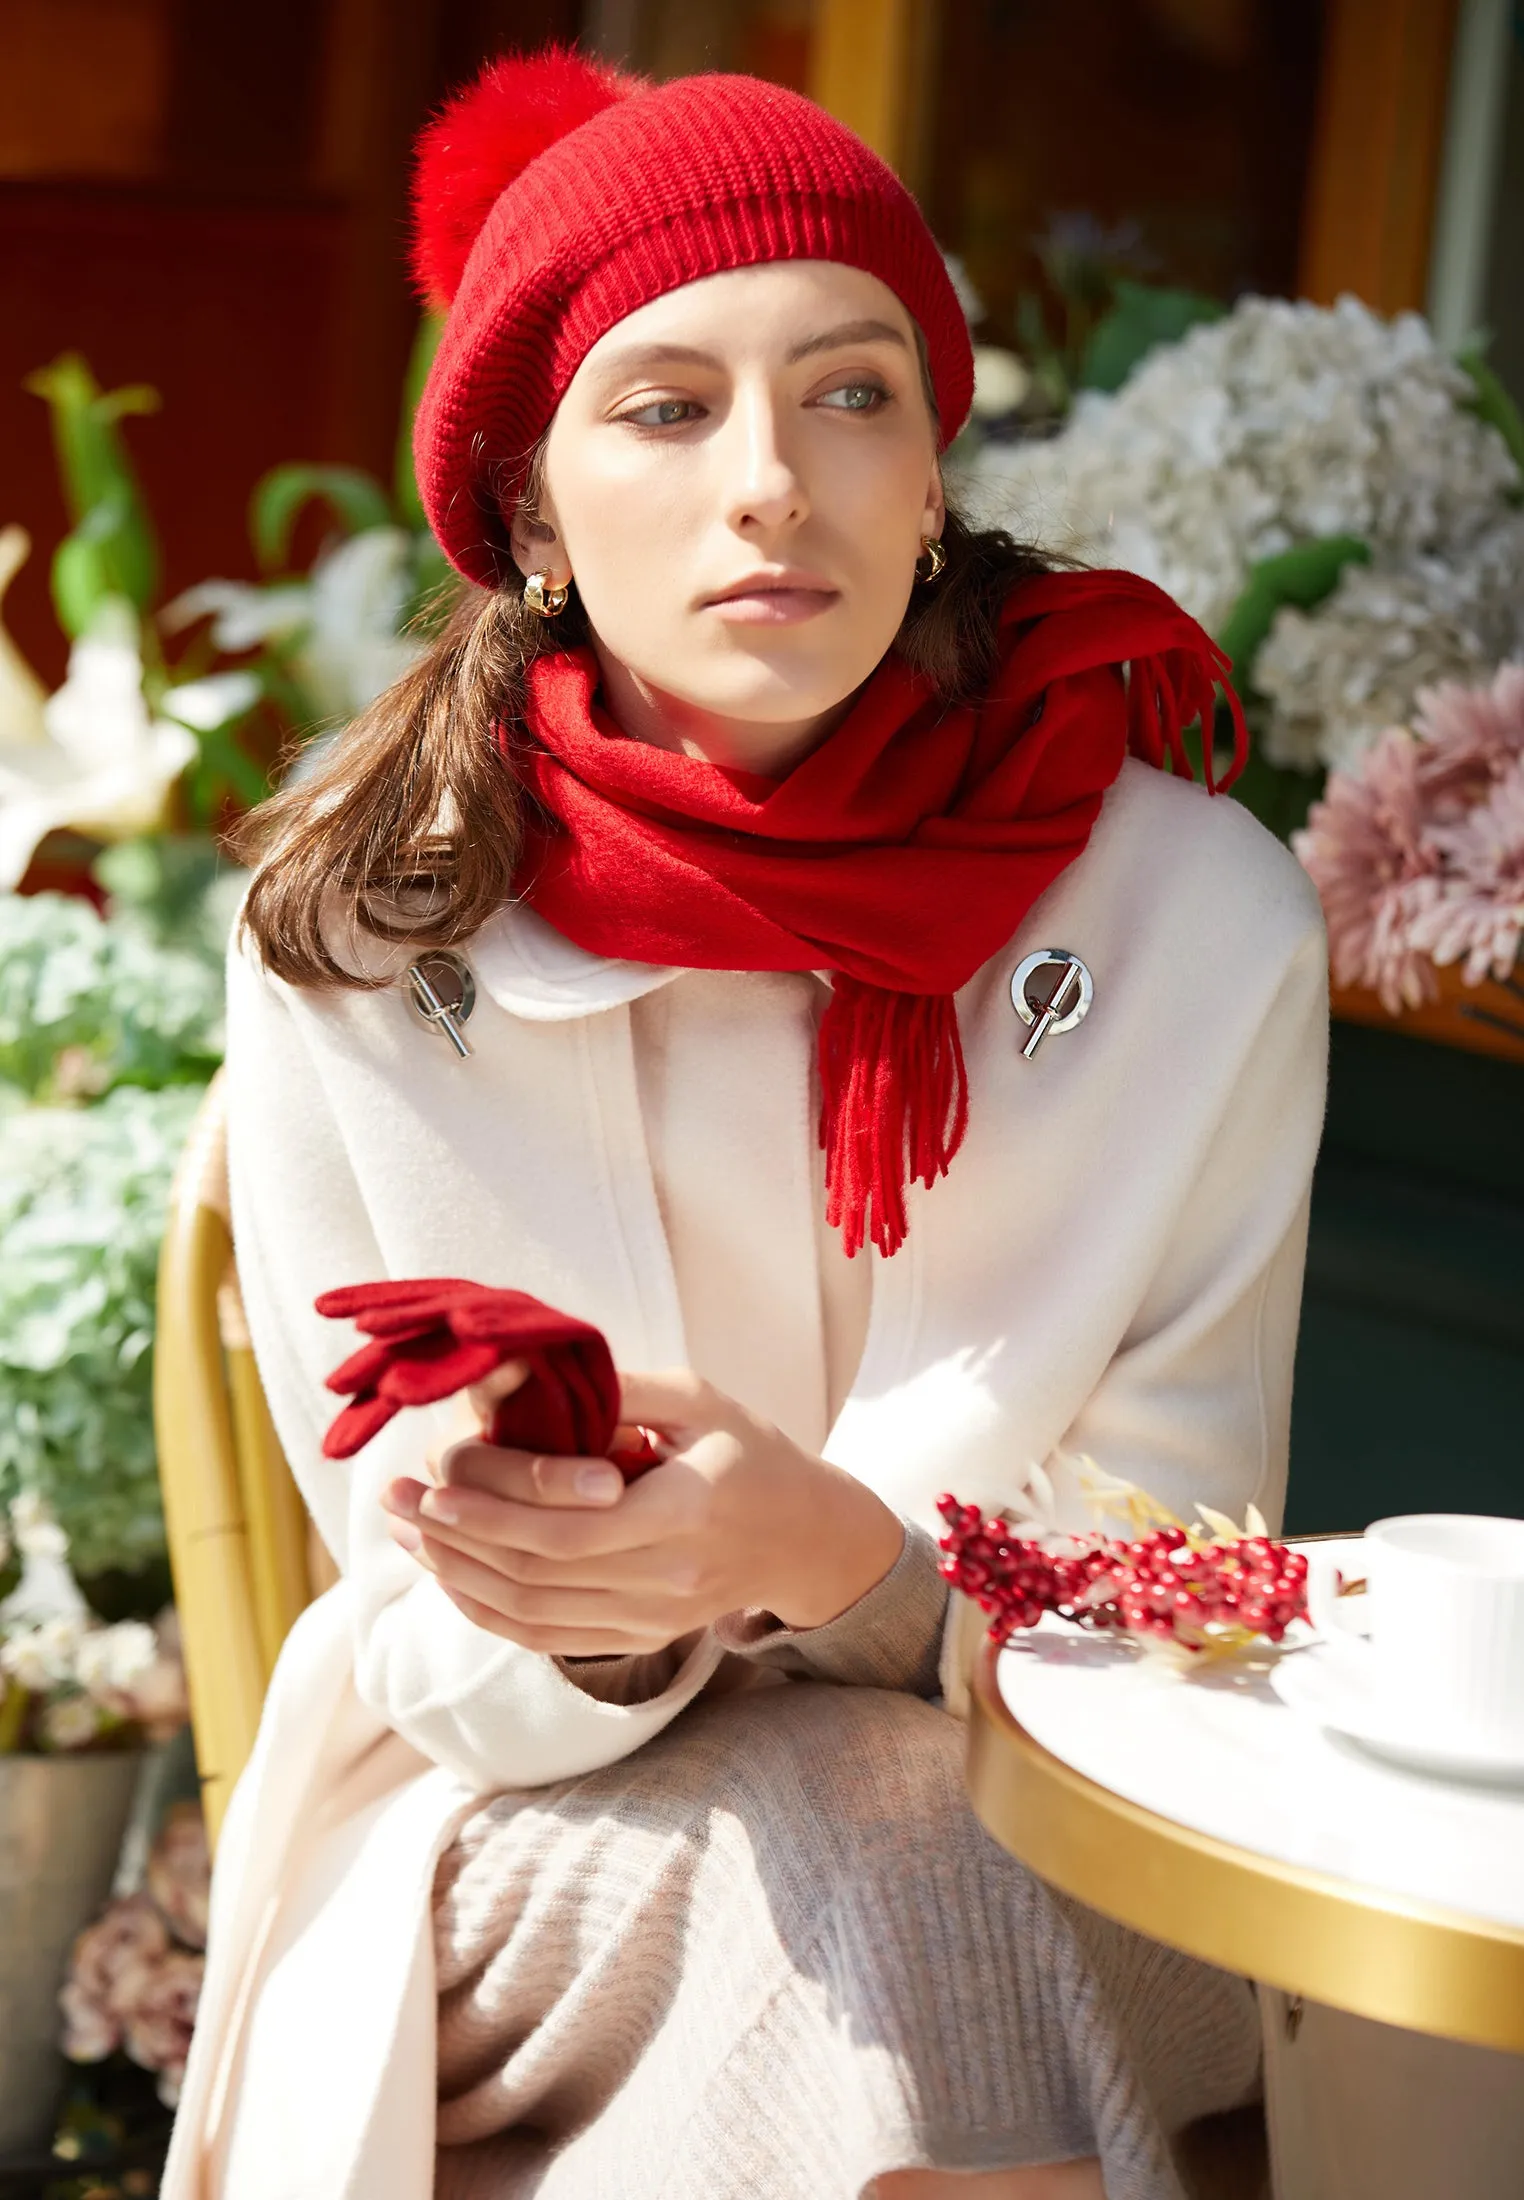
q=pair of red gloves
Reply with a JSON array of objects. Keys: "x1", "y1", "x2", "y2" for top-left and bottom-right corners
[{"x1": 317, "y1": 1279, "x2": 661, "y2": 1476}]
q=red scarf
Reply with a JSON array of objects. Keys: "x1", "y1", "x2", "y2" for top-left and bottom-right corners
[{"x1": 513, "y1": 569, "x2": 1246, "y2": 1258}]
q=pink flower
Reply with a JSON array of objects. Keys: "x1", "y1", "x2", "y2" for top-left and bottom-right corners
[
  {"x1": 1409, "y1": 756, "x2": 1524, "y2": 983},
  {"x1": 120, "y1": 1946, "x2": 204, "y2": 2107},
  {"x1": 59, "y1": 1893, "x2": 170, "y2": 2062},
  {"x1": 146, "y1": 1799, "x2": 210, "y2": 1951},
  {"x1": 1411, "y1": 661, "x2": 1524, "y2": 821},
  {"x1": 1293, "y1": 727, "x2": 1443, "y2": 1011},
  {"x1": 59, "y1": 1977, "x2": 120, "y2": 2062}
]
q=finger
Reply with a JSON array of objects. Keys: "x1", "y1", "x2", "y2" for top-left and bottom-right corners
[
  {"x1": 463, "y1": 1357, "x2": 532, "y2": 1427},
  {"x1": 616, "y1": 1368, "x2": 720, "y2": 1436},
  {"x1": 409, "y1": 1531, "x2": 676, "y2": 1634},
  {"x1": 434, "y1": 1441, "x2": 626, "y2": 1508},
  {"x1": 436, "y1": 1584, "x2": 674, "y2": 1657},
  {"x1": 395, "y1": 1490, "x2": 697, "y2": 1592}
]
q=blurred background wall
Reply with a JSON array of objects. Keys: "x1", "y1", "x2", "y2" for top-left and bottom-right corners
[{"x1": 0, "y1": 0, "x2": 579, "y2": 688}]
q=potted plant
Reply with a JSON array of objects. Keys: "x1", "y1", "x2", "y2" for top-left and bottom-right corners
[
  {"x1": 0, "y1": 882, "x2": 217, "y2": 2162},
  {"x1": 0, "y1": 1494, "x2": 187, "y2": 2158}
]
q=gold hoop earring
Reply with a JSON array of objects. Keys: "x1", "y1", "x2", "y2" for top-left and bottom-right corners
[
  {"x1": 523, "y1": 571, "x2": 570, "y2": 618},
  {"x1": 915, "y1": 536, "x2": 947, "y2": 584}
]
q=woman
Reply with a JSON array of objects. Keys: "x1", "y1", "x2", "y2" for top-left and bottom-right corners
[{"x1": 163, "y1": 50, "x2": 1328, "y2": 2200}]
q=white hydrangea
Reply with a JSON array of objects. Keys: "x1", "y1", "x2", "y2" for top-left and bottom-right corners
[
  {"x1": 1253, "y1": 516, "x2": 1524, "y2": 770},
  {"x1": 73, "y1": 1618, "x2": 158, "y2": 1697},
  {"x1": 0, "y1": 1612, "x2": 87, "y2": 1691},
  {"x1": 10, "y1": 1488, "x2": 68, "y2": 1560},
  {"x1": 955, "y1": 296, "x2": 1523, "y2": 770},
  {"x1": 40, "y1": 1692, "x2": 107, "y2": 1750}
]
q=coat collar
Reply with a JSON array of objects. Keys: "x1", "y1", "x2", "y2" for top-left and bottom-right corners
[{"x1": 468, "y1": 901, "x2": 683, "y2": 1022}]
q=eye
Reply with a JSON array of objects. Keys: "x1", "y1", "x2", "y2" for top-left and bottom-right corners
[
  {"x1": 618, "y1": 397, "x2": 705, "y2": 429},
  {"x1": 815, "y1": 380, "x2": 890, "y2": 413}
]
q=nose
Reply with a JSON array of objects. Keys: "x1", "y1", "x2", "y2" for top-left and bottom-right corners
[{"x1": 721, "y1": 380, "x2": 808, "y2": 537}]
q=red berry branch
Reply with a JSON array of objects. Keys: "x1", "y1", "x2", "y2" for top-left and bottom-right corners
[{"x1": 935, "y1": 1495, "x2": 1309, "y2": 1654}]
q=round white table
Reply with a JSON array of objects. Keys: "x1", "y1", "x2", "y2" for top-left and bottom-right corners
[{"x1": 966, "y1": 1538, "x2": 1524, "y2": 2055}]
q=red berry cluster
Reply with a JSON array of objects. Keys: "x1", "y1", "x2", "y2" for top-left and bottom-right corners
[{"x1": 935, "y1": 1496, "x2": 1308, "y2": 1652}]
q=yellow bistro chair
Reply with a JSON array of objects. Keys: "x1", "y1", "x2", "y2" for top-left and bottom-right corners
[{"x1": 153, "y1": 1072, "x2": 338, "y2": 1851}]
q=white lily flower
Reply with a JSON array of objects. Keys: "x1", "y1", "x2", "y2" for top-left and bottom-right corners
[
  {"x1": 165, "y1": 528, "x2": 425, "y2": 732},
  {"x1": 0, "y1": 597, "x2": 197, "y2": 889},
  {"x1": 159, "y1": 669, "x2": 262, "y2": 734},
  {"x1": 0, "y1": 526, "x2": 48, "y2": 749},
  {"x1": 162, "y1": 578, "x2": 312, "y2": 655},
  {"x1": 296, "y1": 528, "x2": 426, "y2": 721}
]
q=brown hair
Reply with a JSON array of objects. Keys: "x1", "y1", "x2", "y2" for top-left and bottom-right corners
[{"x1": 233, "y1": 498, "x2": 1054, "y2": 990}]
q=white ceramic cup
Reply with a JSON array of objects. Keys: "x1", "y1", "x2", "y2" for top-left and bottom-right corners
[{"x1": 1306, "y1": 1514, "x2": 1524, "y2": 1755}]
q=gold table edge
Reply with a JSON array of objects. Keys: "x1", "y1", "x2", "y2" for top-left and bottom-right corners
[{"x1": 968, "y1": 1636, "x2": 1524, "y2": 2056}]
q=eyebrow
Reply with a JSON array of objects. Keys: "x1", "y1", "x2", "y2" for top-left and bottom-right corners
[
  {"x1": 786, "y1": 318, "x2": 909, "y2": 362},
  {"x1": 589, "y1": 319, "x2": 910, "y2": 381}
]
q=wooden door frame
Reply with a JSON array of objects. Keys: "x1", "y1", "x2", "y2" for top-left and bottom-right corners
[
  {"x1": 1297, "y1": 0, "x2": 1462, "y2": 311},
  {"x1": 807, "y1": 0, "x2": 938, "y2": 192}
]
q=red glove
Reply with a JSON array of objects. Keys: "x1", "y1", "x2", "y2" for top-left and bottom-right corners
[{"x1": 315, "y1": 1279, "x2": 661, "y2": 1476}]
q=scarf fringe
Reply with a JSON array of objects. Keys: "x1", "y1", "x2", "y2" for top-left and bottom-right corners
[
  {"x1": 1126, "y1": 637, "x2": 1248, "y2": 793},
  {"x1": 819, "y1": 979, "x2": 970, "y2": 1259}
]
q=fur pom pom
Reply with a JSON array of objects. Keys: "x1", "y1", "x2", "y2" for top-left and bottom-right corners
[{"x1": 411, "y1": 47, "x2": 636, "y2": 307}]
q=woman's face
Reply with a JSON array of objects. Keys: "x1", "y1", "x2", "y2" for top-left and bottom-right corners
[{"x1": 514, "y1": 260, "x2": 944, "y2": 772}]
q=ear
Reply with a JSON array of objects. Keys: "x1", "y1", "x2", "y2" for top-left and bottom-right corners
[
  {"x1": 509, "y1": 495, "x2": 570, "y2": 585},
  {"x1": 921, "y1": 460, "x2": 945, "y2": 544}
]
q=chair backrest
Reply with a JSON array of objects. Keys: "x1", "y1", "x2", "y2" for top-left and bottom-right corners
[{"x1": 153, "y1": 1073, "x2": 338, "y2": 1850}]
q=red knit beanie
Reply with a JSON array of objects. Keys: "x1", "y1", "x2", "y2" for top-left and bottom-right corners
[{"x1": 410, "y1": 49, "x2": 975, "y2": 588}]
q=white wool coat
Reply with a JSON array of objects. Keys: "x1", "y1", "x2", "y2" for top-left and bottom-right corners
[{"x1": 162, "y1": 760, "x2": 1329, "y2": 2199}]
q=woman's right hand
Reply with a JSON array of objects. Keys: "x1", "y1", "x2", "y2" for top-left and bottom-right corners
[{"x1": 380, "y1": 1358, "x2": 641, "y2": 1631}]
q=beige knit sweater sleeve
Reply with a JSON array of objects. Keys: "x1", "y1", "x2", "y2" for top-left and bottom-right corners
[{"x1": 559, "y1": 1519, "x2": 950, "y2": 1705}]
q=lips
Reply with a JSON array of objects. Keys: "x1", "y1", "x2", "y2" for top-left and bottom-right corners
[
  {"x1": 702, "y1": 569, "x2": 837, "y2": 608},
  {"x1": 701, "y1": 571, "x2": 840, "y2": 625}
]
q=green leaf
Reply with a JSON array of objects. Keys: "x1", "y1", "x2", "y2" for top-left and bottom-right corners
[
  {"x1": 250, "y1": 464, "x2": 394, "y2": 573},
  {"x1": 394, "y1": 314, "x2": 444, "y2": 531},
  {"x1": 50, "y1": 488, "x2": 160, "y2": 634},
  {"x1": 50, "y1": 528, "x2": 116, "y2": 639},
  {"x1": 24, "y1": 355, "x2": 161, "y2": 618},
  {"x1": 1078, "y1": 280, "x2": 1224, "y2": 393},
  {"x1": 23, "y1": 355, "x2": 159, "y2": 519},
  {"x1": 1457, "y1": 346, "x2": 1524, "y2": 481},
  {"x1": 1216, "y1": 535, "x2": 1371, "y2": 695},
  {"x1": 194, "y1": 722, "x2": 270, "y2": 809}
]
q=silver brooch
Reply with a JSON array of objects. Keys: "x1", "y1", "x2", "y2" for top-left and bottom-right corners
[
  {"x1": 404, "y1": 951, "x2": 476, "y2": 1058},
  {"x1": 1010, "y1": 949, "x2": 1093, "y2": 1060}
]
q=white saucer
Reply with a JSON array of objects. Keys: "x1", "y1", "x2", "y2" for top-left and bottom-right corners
[{"x1": 1271, "y1": 1639, "x2": 1524, "y2": 1785}]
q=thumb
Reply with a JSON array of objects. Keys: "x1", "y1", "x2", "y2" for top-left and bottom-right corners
[{"x1": 436, "y1": 1436, "x2": 625, "y2": 1506}]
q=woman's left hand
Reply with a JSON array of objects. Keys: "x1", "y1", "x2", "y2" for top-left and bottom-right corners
[{"x1": 378, "y1": 1368, "x2": 905, "y2": 1657}]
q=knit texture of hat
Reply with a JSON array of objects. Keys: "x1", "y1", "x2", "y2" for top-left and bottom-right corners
[{"x1": 410, "y1": 49, "x2": 975, "y2": 588}]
